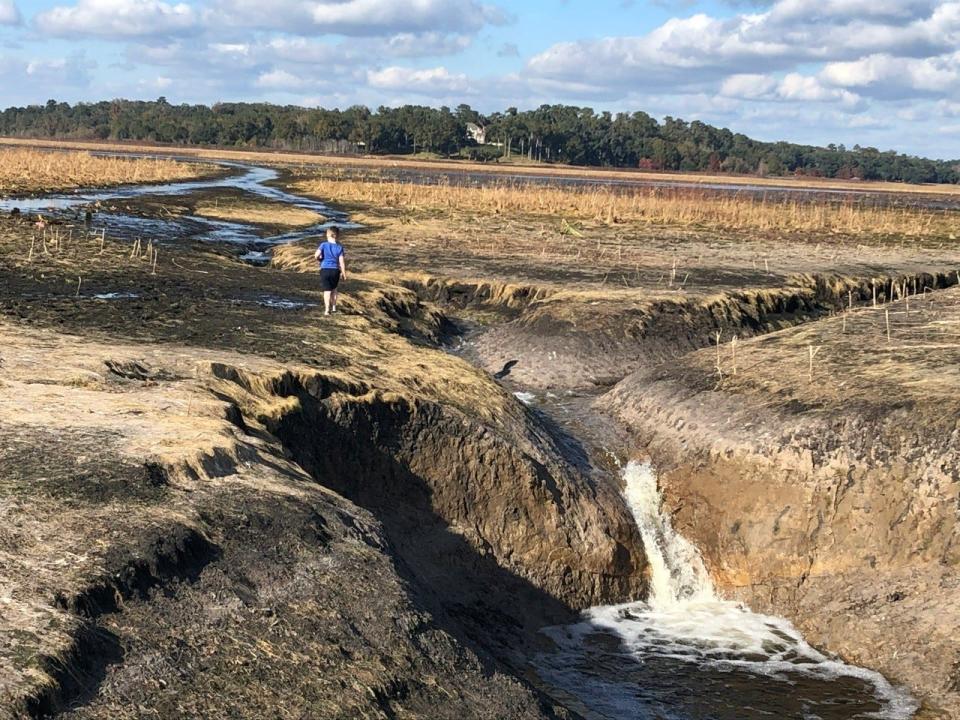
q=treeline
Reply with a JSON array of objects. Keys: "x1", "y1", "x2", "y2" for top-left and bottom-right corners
[{"x1": 2, "y1": 98, "x2": 958, "y2": 184}]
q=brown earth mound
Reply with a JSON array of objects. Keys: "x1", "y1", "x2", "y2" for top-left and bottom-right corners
[{"x1": 604, "y1": 287, "x2": 960, "y2": 717}]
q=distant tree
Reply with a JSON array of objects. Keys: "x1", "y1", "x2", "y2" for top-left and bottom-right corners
[{"x1": 0, "y1": 98, "x2": 954, "y2": 183}]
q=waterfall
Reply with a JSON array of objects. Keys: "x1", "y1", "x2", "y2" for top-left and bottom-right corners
[
  {"x1": 531, "y1": 461, "x2": 920, "y2": 720},
  {"x1": 622, "y1": 460, "x2": 714, "y2": 608}
]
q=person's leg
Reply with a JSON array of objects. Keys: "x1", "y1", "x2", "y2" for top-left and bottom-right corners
[
  {"x1": 323, "y1": 290, "x2": 332, "y2": 315},
  {"x1": 331, "y1": 288, "x2": 338, "y2": 312}
]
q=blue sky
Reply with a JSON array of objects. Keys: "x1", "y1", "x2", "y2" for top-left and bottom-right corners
[{"x1": 2, "y1": 0, "x2": 959, "y2": 159}]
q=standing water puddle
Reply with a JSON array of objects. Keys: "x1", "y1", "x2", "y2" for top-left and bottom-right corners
[{"x1": 532, "y1": 461, "x2": 918, "y2": 719}]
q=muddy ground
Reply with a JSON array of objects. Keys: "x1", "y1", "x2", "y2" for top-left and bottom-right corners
[
  {"x1": 0, "y1": 204, "x2": 646, "y2": 719},
  {"x1": 273, "y1": 183, "x2": 960, "y2": 391},
  {"x1": 2, "y1": 160, "x2": 960, "y2": 718},
  {"x1": 274, "y1": 175, "x2": 960, "y2": 717}
]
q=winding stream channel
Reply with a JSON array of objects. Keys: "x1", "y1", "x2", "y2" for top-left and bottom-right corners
[{"x1": 1, "y1": 154, "x2": 920, "y2": 719}]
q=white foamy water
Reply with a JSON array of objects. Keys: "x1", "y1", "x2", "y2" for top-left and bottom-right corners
[
  {"x1": 533, "y1": 461, "x2": 919, "y2": 720},
  {"x1": 92, "y1": 292, "x2": 139, "y2": 300}
]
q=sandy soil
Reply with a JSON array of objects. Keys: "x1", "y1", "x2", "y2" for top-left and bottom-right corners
[{"x1": 274, "y1": 173, "x2": 960, "y2": 716}]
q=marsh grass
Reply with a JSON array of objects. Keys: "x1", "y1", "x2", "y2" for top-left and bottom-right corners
[
  {"x1": 6, "y1": 137, "x2": 960, "y2": 198},
  {"x1": 194, "y1": 200, "x2": 324, "y2": 228},
  {"x1": 0, "y1": 148, "x2": 209, "y2": 194},
  {"x1": 7, "y1": 220, "x2": 159, "y2": 281},
  {"x1": 295, "y1": 175, "x2": 958, "y2": 239}
]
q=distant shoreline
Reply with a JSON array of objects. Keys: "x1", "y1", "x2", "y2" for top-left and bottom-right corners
[{"x1": 4, "y1": 136, "x2": 960, "y2": 197}]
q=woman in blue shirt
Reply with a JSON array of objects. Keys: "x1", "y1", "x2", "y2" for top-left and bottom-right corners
[{"x1": 314, "y1": 226, "x2": 347, "y2": 315}]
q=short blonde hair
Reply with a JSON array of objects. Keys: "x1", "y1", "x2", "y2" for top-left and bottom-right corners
[{"x1": 326, "y1": 226, "x2": 340, "y2": 240}]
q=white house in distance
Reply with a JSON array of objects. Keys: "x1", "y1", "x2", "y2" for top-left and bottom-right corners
[{"x1": 466, "y1": 122, "x2": 487, "y2": 145}]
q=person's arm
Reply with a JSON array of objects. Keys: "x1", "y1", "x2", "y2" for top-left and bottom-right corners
[
  {"x1": 314, "y1": 244, "x2": 323, "y2": 261},
  {"x1": 338, "y1": 250, "x2": 347, "y2": 279}
]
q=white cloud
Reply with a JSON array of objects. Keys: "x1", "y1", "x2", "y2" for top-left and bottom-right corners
[
  {"x1": 367, "y1": 65, "x2": 471, "y2": 95},
  {"x1": 820, "y1": 52, "x2": 960, "y2": 98},
  {"x1": 845, "y1": 114, "x2": 889, "y2": 129},
  {"x1": 777, "y1": 72, "x2": 862, "y2": 107},
  {"x1": 0, "y1": 0, "x2": 20, "y2": 25},
  {"x1": 135, "y1": 74, "x2": 173, "y2": 91},
  {"x1": 0, "y1": 52, "x2": 96, "y2": 92},
  {"x1": 211, "y1": 0, "x2": 506, "y2": 36},
  {"x1": 526, "y1": 0, "x2": 960, "y2": 93},
  {"x1": 255, "y1": 69, "x2": 305, "y2": 90},
  {"x1": 377, "y1": 32, "x2": 472, "y2": 57},
  {"x1": 766, "y1": 0, "x2": 938, "y2": 23},
  {"x1": 937, "y1": 99, "x2": 960, "y2": 117},
  {"x1": 36, "y1": 0, "x2": 198, "y2": 38},
  {"x1": 209, "y1": 42, "x2": 250, "y2": 57},
  {"x1": 720, "y1": 73, "x2": 777, "y2": 98},
  {"x1": 527, "y1": 14, "x2": 796, "y2": 89},
  {"x1": 720, "y1": 71, "x2": 863, "y2": 107}
]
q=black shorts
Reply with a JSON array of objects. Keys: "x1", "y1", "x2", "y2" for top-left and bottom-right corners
[{"x1": 319, "y1": 269, "x2": 341, "y2": 291}]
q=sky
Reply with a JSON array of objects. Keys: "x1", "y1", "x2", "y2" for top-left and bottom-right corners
[{"x1": 0, "y1": 0, "x2": 959, "y2": 159}]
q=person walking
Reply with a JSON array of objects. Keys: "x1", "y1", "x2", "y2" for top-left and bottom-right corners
[{"x1": 314, "y1": 226, "x2": 347, "y2": 315}]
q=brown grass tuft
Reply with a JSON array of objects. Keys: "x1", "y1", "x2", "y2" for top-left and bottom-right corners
[
  {"x1": 0, "y1": 148, "x2": 212, "y2": 194},
  {"x1": 194, "y1": 200, "x2": 324, "y2": 228},
  {"x1": 294, "y1": 175, "x2": 958, "y2": 239}
]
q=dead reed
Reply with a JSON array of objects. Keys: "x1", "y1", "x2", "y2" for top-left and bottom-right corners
[
  {"x1": 0, "y1": 148, "x2": 209, "y2": 194},
  {"x1": 295, "y1": 175, "x2": 957, "y2": 239}
]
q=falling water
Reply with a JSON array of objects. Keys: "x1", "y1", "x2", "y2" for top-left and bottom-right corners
[{"x1": 532, "y1": 461, "x2": 919, "y2": 720}]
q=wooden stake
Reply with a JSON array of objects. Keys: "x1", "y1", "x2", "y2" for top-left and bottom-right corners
[{"x1": 808, "y1": 344, "x2": 821, "y2": 381}]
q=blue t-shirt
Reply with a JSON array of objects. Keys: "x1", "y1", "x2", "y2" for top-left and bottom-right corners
[{"x1": 317, "y1": 241, "x2": 344, "y2": 270}]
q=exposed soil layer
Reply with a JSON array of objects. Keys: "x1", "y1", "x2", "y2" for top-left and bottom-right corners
[
  {"x1": 4, "y1": 157, "x2": 960, "y2": 719},
  {"x1": 0, "y1": 210, "x2": 644, "y2": 718},
  {"x1": 273, "y1": 180, "x2": 960, "y2": 715},
  {"x1": 604, "y1": 288, "x2": 960, "y2": 717}
]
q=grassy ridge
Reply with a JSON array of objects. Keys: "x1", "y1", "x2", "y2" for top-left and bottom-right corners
[{"x1": 0, "y1": 147, "x2": 212, "y2": 195}]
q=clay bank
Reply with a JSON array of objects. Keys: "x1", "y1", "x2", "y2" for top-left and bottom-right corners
[{"x1": 1, "y1": 151, "x2": 959, "y2": 719}]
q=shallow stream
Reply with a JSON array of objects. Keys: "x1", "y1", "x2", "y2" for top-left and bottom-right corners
[{"x1": 0, "y1": 158, "x2": 359, "y2": 263}]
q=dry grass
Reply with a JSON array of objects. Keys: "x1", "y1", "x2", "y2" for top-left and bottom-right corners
[
  {"x1": 6, "y1": 136, "x2": 960, "y2": 198},
  {"x1": 664, "y1": 283, "x2": 960, "y2": 410},
  {"x1": 194, "y1": 200, "x2": 324, "y2": 227},
  {"x1": 0, "y1": 147, "x2": 211, "y2": 194},
  {"x1": 1, "y1": 217, "x2": 164, "y2": 282},
  {"x1": 294, "y1": 175, "x2": 959, "y2": 239}
]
